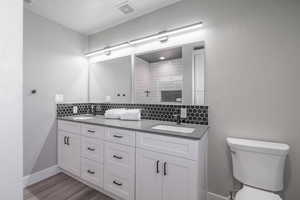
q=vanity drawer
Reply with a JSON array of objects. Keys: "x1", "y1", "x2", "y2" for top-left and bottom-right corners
[
  {"x1": 81, "y1": 137, "x2": 104, "y2": 163},
  {"x1": 104, "y1": 166, "x2": 134, "y2": 200},
  {"x1": 81, "y1": 158, "x2": 103, "y2": 187},
  {"x1": 81, "y1": 124, "x2": 105, "y2": 139},
  {"x1": 58, "y1": 120, "x2": 81, "y2": 134},
  {"x1": 104, "y1": 142, "x2": 135, "y2": 171},
  {"x1": 105, "y1": 128, "x2": 135, "y2": 147},
  {"x1": 136, "y1": 132, "x2": 199, "y2": 160}
]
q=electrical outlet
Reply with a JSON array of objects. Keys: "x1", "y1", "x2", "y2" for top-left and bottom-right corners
[
  {"x1": 73, "y1": 106, "x2": 78, "y2": 114},
  {"x1": 55, "y1": 94, "x2": 64, "y2": 103},
  {"x1": 180, "y1": 108, "x2": 187, "y2": 118}
]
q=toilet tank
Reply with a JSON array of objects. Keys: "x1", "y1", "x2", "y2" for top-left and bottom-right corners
[{"x1": 227, "y1": 138, "x2": 289, "y2": 192}]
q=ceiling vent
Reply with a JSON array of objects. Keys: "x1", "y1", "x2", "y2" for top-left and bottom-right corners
[
  {"x1": 118, "y1": 2, "x2": 135, "y2": 15},
  {"x1": 24, "y1": 0, "x2": 33, "y2": 4}
]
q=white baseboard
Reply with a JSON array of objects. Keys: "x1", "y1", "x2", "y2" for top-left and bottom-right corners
[
  {"x1": 23, "y1": 165, "x2": 61, "y2": 188},
  {"x1": 208, "y1": 192, "x2": 229, "y2": 200}
]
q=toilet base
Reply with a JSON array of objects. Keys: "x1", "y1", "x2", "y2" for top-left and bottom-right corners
[{"x1": 235, "y1": 185, "x2": 281, "y2": 200}]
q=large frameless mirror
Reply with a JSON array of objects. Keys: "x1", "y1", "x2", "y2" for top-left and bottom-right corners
[{"x1": 88, "y1": 41, "x2": 206, "y2": 105}]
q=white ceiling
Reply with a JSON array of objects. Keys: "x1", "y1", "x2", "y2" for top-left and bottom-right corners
[
  {"x1": 137, "y1": 47, "x2": 182, "y2": 63},
  {"x1": 24, "y1": 0, "x2": 182, "y2": 35}
]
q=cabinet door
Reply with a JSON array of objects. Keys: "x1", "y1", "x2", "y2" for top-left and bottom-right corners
[
  {"x1": 136, "y1": 149, "x2": 163, "y2": 200},
  {"x1": 162, "y1": 154, "x2": 198, "y2": 200},
  {"x1": 58, "y1": 131, "x2": 81, "y2": 176}
]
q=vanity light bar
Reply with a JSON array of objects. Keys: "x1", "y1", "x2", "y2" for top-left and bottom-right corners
[
  {"x1": 129, "y1": 22, "x2": 203, "y2": 45},
  {"x1": 85, "y1": 42, "x2": 131, "y2": 57},
  {"x1": 85, "y1": 21, "x2": 203, "y2": 57}
]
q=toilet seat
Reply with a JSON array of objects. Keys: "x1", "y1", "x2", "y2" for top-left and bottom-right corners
[{"x1": 235, "y1": 186, "x2": 281, "y2": 200}]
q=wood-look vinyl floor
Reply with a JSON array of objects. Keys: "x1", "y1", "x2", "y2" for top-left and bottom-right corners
[{"x1": 24, "y1": 173, "x2": 114, "y2": 200}]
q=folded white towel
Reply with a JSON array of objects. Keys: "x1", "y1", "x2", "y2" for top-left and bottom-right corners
[
  {"x1": 104, "y1": 108, "x2": 127, "y2": 119},
  {"x1": 104, "y1": 108, "x2": 141, "y2": 121},
  {"x1": 120, "y1": 109, "x2": 141, "y2": 121}
]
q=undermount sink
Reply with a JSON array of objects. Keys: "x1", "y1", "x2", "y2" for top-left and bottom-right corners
[
  {"x1": 72, "y1": 115, "x2": 94, "y2": 120},
  {"x1": 152, "y1": 125, "x2": 195, "y2": 133}
]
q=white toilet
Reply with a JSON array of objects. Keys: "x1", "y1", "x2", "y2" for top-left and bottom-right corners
[{"x1": 227, "y1": 137, "x2": 290, "y2": 200}]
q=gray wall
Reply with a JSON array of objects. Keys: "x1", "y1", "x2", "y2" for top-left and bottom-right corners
[
  {"x1": 0, "y1": 1, "x2": 23, "y2": 199},
  {"x1": 23, "y1": 10, "x2": 88, "y2": 176},
  {"x1": 88, "y1": 0, "x2": 300, "y2": 199}
]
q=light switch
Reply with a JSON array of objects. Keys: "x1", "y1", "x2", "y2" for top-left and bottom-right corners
[
  {"x1": 73, "y1": 106, "x2": 78, "y2": 114},
  {"x1": 105, "y1": 96, "x2": 111, "y2": 102}
]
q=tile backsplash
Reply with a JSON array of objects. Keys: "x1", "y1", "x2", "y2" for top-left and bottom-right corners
[{"x1": 57, "y1": 103, "x2": 208, "y2": 125}]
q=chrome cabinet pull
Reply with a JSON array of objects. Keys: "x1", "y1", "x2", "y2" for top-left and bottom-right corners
[
  {"x1": 113, "y1": 180, "x2": 123, "y2": 186},
  {"x1": 87, "y1": 130, "x2": 95, "y2": 133},
  {"x1": 64, "y1": 136, "x2": 67, "y2": 145},
  {"x1": 163, "y1": 162, "x2": 167, "y2": 176},
  {"x1": 65, "y1": 136, "x2": 70, "y2": 146},
  {"x1": 156, "y1": 160, "x2": 160, "y2": 174},
  {"x1": 113, "y1": 155, "x2": 123, "y2": 160},
  {"x1": 87, "y1": 170, "x2": 95, "y2": 175},
  {"x1": 87, "y1": 147, "x2": 95, "y2": 151},
  {"x1": 113, "y1": 135, "x2": 123, "y2": 139}
]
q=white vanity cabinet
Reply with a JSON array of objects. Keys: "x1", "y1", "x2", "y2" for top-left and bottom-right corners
[
  {"x1": 57, "y1": 120, "x2": 136, "y2": 200},
  {"x1": 136, "y1": 132, "x2": 208, "y2": 200},
  {"x1": 80, "y1": 124, "x2": 106, "y2": 190},
  {"x1": 136, "y1": 149, "x2": 198, "y2": 200},
  {"x1": 58, "y1": 121, "x2": 81, "y2": 177},
  {"x1": 57, "y1": 119, "x2": 208, "y2": 200},
  {"x1": 103, "y1": 129, "x2": 136, "y2": 200}
]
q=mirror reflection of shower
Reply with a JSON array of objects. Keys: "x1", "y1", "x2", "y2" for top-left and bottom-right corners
[{"x1": 134, "y1": 42, "x2": 205, "y2": 105}]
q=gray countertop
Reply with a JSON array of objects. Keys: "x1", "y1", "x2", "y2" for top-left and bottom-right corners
[{"x1": 57, "y1": 115, "x2": 208, "y2": 140}]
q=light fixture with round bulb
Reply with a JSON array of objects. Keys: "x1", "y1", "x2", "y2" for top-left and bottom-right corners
[{"x1": 160, "y1": 56, "x2": 165, "y2": 60}]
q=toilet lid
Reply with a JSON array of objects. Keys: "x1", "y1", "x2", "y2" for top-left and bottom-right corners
[{"x1": 235, "y1": 186, "x2": 281, "y2": 200}]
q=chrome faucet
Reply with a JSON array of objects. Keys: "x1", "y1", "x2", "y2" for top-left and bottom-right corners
[
  {"x1": 90, "y1": 105, "x2": 97, "y2": 116},
  {"x1": 173, "y1": 111, "x2": 181, "y2": 125}
]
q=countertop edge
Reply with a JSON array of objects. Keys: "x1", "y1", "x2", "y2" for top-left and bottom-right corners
[{"x1": 57, "y1": 117, "x2": 209, "y2": 140}]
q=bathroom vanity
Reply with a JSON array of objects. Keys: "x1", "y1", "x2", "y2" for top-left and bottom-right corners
[
  {"x1": 57, "y1": 115, "x2": 208, "y2": 200},
  {"x1": 57, "y1": 37, "x2": 208, "y2": 200}
]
